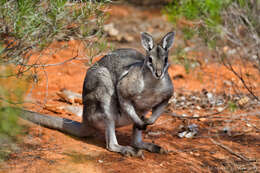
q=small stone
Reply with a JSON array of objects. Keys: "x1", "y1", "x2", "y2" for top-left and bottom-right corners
[
  {"x1": 217, "y1": 107, "x2": 225, "y2": 112},
  {"x1": 213, "y1": 152, "x2": 226, "y2": 160},
  {"x1": 180, "y1": 96, "x2": 186, "y2": 101},
  {"x1": 147, "y1": 131, "x2": 164, "y2": 137},
  {"x1": 216, "y1": 100, "x2": 224, "y2": 106},
  {"x1": 193, "y1": 114, "x2": 199, "y2": 117},
  {"x1": 178, "y1": 131, "x2": 188, "y2": 138},
  {"x1": 196, "y1": 106, "x2": 201, "y2": 110},
  {"x1": 168, "y1": 97, "x2": 177, "y2": 104},
  {"x1": 194, "y1": 152, "x2": 200, "y2": 157},
  {"x1": 252, "y1": 55, "x2": 257, "y2": 60},
  {"x1": 98, "y1": 160, "x2": 104, "y2": 163},
  {"x1": 223, "y1": 46, "x2": 229, "y2": 53},
  {"x1": 237, "y1": 96, "x2": 249, "y2": 107},
  {"x1": 199, "y1": 118, "x2": 206, "y2": 122},
  {"x1": 185, "y1": 131, "x2": 197, "y2": 138},
  {"x1": 246, "y1": 123, "x2": 252, "y2": 127},
  {"x1": 123, "y1": 35, "x2": 134, "y2": 42},
  {"x1": 187, "y1": 124, "x2": 198, "y2": 131},
  {"x1": 206, "y1": 92, "x2": 213, "y2": 100},
  {"x1": 223, "y1": 80, "x2": 232, "y2": 87},
  {"x1": 227, "y1": 49, "x2": 237, "y2": 55},
  {"x1": 184, "y1": 47, "x2": 192, "y2": 52},
  {"x1": 104, "y1": 23, "x2": 119, "y2": 37}
]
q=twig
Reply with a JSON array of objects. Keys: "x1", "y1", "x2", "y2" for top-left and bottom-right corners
[
  {"x1": 165, "y1": 105, "x2": 228, "y2": 119},
  {"x1": 220, "y1": 52, "x2": 259, "y2": 101},
  {"x1": 165, "y1": 112, "x2": 223, "y2": 119},
  {"x1": 210, "y1": 138, "x2": 256, "y2": 162},
  {"x1": 20, "y1": 53, "x2": 79, "y2": 68},
  {"x1": 42, "y1": 66, "x2": 49, "y2": 105}
]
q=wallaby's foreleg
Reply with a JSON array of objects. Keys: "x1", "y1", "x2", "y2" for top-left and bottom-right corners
[
  {"x1": 144, "y1": 100, "x2": 169, "y2": 125},
  {"x1": 131, "y1": 124, "x2": 167, "y2": 153},
  {"x1": 117, "y1": 93, "x2": 146, "y2": 130}
]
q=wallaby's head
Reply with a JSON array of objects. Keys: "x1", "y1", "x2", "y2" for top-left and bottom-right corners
[{"x1": 141, "y1": 32, "x2": 175, "y2": 80}]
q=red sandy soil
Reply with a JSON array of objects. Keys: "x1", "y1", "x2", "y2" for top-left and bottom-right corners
[{"x1": 1, "y1": 4, "x2": 259, "y2": 173}]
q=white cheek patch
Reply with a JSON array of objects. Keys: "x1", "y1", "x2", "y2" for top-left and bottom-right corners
[{"x1": 148, "y1": 40, "x2": 153, "y2": 50}]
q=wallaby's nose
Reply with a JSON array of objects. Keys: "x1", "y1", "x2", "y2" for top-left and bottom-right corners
[{"x1": 155, "y1": 70, "x2": 162, "y2": 78}]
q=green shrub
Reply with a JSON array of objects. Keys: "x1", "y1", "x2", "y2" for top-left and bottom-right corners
[
  {"x1": 165, "y1": 0, "x2": 260, "y2": 99},
  {"x1": 0, "y1": 65, "x2": 29, "y2": 161},
  {"x1": 165, "y1": 0, "x2": 232, "y2": 43},
  {"x1": 0, "y1": 0, "x2": 108, "y2": 77},
  {"x1": 0, "y1": 0, "x2": 108, "y2": 161},
  {"x1": 165, "y1": 0, "x2": 259, "y2": 50}
]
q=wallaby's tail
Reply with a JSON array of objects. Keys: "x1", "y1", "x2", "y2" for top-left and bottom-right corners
[{"x1": 19, "y1": 109, "x2": 91, "y2": 137}]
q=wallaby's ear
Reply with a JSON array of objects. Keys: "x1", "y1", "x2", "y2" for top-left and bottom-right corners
[
  {"x1": 141, "y1": 32, "x2": 154, "y2": 51},
  {"x1": 161, "y1": 32, "x2": 175, "y2": 51}
]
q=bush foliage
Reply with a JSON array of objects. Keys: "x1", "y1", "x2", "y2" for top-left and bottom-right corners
[
  {"x1": 165, "y1": 0, "x2": 260, "y2": 53},
  {"x1": 165, "y1": 0, "x2": 260, "y2": 99},
  {"x1": 0, "y1": 0, "x2": 108, "y2": 161}
]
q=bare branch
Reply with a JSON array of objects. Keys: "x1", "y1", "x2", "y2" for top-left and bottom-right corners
[{"x1": 210, "y1": 138, "x2": 256, "y2": 162}]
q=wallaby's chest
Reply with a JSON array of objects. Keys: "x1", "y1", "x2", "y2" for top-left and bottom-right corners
[{"x1": 132, "y1": 76, "x2": 173, "y2": 111}]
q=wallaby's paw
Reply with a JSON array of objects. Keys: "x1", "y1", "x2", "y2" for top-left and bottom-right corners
[
  {"x1": 133, "y1": 142, "x2": 168, "y2": 154},
  {"x1": 158, "y1": 147, "x2": 168, "y2": 154},
  {"x1": 121, "y1": 146, "x2": 144, "y2": 158},
  {"x1": 141, "y1": 117, "x2": 153, "y2": 125}
]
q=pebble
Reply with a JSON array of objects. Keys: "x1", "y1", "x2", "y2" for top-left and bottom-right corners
[
  {"x1": 178, "y1": 124, "x2": 198, "y2": 138},
  {"x1": 193, "y1": 114, "x2": 199, "y2": 117},
  {"x1": 206, "y1": 92, "x2": 213, "y2": 100},
  {"x1": 199, "y1": 118, "x2": 206, "y2": 122},
  {"x1": 98, "y1": 160, "x2": 104, "y2": 163},
  {"x1": 104, "y1": 23, "x2": 119, "y2": 36},
  {"x1": 217, "y1": 107, "x2": 225, "y2": 112},
  {"x1": 178, "y1": 131, "x2": 188, "y2": 138},
  {"x1": 196, "y1": 106, "x2": 201, "y2": 110},
  {"x1": 147, "y1": 131, "x2": 164, "y2": 137},
  {"x1": 185, "y1": 131, "x2": 197, "y2": 138}
]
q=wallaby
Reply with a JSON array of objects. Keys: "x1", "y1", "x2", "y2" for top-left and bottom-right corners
[{"x1": 20, "y1": 31, "x2": 175, "y2": 156}]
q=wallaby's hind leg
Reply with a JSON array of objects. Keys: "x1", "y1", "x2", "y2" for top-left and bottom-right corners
[
  {"x1": 105, "y1": 119, "x2": 143, "y2": 156},
  {"x1": 131, "y1": 125, "x2": 167, "y2": 154},
  {"x1": 83, "y1": 67, "x2": 142, "y2": 156}
]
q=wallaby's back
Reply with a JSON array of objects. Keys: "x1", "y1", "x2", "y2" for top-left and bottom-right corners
[{"x1": 91, "y1": 48, "x2": 145, "y2": 83}]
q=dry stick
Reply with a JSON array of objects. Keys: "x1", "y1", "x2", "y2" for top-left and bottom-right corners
[
  {"x1": 222, "y1": 52, "x2": 259, "y2": 101},
  {"x1": 165, "y1": 112, "x2": 223, "y2": 119},
  {"x1": 210, "y1": 138, "x2": 256, "y2": 162},
  {"x1": 165, "y1": 105, "x2": 228, "y2": 119},
  {"x1": 166, "y1": 110, "x2": 260, "y2": 121}
]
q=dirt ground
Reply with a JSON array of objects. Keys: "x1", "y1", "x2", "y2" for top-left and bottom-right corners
[{"x1": 1, "y1": 3, "x2": 259, "y2": 173}]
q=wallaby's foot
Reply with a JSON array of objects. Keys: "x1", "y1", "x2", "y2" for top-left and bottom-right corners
[
  {"x1": 132, "y1": 125, "x2": 167, "y2": 154},
  {"x1": 132, "y1": 142, "x2": 167, "y2": 154},
  {"x1": 108, "y1": 144, "x2": 143, "y2": 157}
]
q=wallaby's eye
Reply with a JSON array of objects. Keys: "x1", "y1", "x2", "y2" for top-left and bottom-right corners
[{"x1": 148, "y1": 57, "x2": 153, "y2": 63}]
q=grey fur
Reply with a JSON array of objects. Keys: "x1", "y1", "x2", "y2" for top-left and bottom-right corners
[{"x1": 20, "y1": 32, "x2": 175, "y2": 156}]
